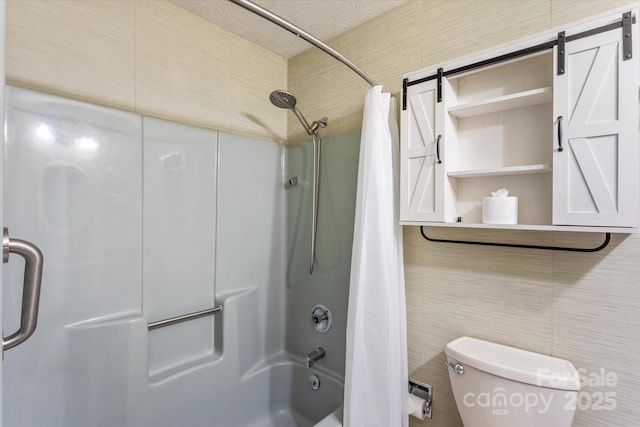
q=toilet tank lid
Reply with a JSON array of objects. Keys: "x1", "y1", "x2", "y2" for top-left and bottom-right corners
[{"x1": 445, "y1": 337, "x2": 580, "y2": 391}]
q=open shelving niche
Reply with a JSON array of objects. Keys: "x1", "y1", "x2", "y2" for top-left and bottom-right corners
[{"x1": 439, "y1": 52, "x2": 562, "y2": 229}]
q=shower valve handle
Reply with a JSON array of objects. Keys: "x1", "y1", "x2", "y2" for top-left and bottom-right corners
[{"x1": 312, "y1": 312, "x2": 329, "y2": 324}]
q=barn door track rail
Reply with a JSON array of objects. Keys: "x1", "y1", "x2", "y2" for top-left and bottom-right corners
[{"x1": 402, "y1": 12, "x2": 635, "y2": 110}]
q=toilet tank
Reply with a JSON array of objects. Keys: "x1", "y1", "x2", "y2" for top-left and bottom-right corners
[{"x1": 445, "y1": 337, "x2": 580, "y2": 427}]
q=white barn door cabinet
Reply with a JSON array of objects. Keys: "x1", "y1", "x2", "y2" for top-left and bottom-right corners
[
  {"x1": 553, "y1": 12, "x2": 638, "y2": 227},
  {"x1": 400, "y1": 7, "x2": 639, "y2": 232},
  {"x1": 400, "y1": 79, "x2": 449, "y2": 222}
]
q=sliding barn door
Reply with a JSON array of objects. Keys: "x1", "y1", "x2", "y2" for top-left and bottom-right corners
[
  {"x1": 400, "y1": 80, "x2": 445, "y2": 222},
  {"x1": 553, "y1": 18, "x2": 638, "y2": 227}
]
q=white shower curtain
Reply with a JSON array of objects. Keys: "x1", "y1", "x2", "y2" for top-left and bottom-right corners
[{"x1": 344, "y1": 86, "x2": 408, "y2": 427}]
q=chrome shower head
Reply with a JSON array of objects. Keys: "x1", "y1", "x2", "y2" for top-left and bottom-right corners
[
  {"x1": 269, "y1": 90, "x2": 297, "y2": 109},
  {"x1": 269, "y1": 89, "x2": 313, "y2": 135}
]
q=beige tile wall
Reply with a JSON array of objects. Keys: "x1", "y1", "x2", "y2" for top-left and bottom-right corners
[
  {"x1": 406, "y1": 227, "x2": 640, "y2": 427},
  {"x1": 289, "y1": 1, "x2": 639, "y2": 426},
  {"x1": 5, "y1": 0, "x2": 288, "y2": 141}
]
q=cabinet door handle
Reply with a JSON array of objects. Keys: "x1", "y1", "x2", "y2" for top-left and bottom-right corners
[
  {"x1": 436, "y1": 134, "x2": 442, "y2": 164},
  {"x1": 557, "y1": 116, "x2": 563, "y2": 152}
]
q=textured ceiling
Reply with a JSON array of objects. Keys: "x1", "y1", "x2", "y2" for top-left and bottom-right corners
[{"x1": 170, "y1": 0, "x2": 408, "y2": 58}]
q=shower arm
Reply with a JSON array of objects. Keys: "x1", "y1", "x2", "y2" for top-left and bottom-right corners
[
  {"x1": 292, "y1": 106, "x2": 313, "y2": 135},
  {"x1": 227, "y1": 0, "x2": 378, "y2": 88}
]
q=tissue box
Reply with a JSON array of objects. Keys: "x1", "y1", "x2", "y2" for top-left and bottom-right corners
[{"x1": 482, "y1": 197, "x2": 518, "y2": 224}]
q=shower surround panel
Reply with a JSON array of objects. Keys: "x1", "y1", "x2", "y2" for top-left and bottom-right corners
[{"x1": 2, "y1": 86, "x2": 342, "y2": 427}]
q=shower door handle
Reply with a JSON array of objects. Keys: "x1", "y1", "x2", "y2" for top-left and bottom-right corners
[{"x1": 3, "y1": 228, "x2": 44, "y2": 351}]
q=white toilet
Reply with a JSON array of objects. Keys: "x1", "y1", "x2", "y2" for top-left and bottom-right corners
[{"x1": 445, "y1": 337, "x2": 580, "y2": 427}]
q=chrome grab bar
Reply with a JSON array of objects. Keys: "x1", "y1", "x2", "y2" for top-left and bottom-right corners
[
  {"x1": 147, "y1": 305, "x2": 223, "y2": 331},
  {"x1": 3, "y1": 227, "x2": 44, "y2": 351}
]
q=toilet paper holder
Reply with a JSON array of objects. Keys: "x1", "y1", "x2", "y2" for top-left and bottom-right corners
[{"x1": 409, "y1": 378, "x2": 432, "y2": 419}]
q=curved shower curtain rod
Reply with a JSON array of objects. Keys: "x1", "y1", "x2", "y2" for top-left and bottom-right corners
[{"x1": 227, "y1": 0, "x2": 378, "y2": 87}]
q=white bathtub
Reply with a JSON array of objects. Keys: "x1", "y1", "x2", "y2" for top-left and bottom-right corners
[
  {"x1": 241, "y1": 359, "x2": 344, "y2": 427},
  {"x1": 23, "y1": 303, "x2": 343, "y2": 427}
]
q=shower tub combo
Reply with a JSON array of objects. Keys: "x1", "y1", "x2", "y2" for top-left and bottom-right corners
[
  {"x1": 2, "y1": 0, "x2": 374, "y2": 425},
  {"x1": 3, "y1": 86, "x2": 356, "y2": 426}
]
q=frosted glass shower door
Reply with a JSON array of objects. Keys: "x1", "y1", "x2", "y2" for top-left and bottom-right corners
[
  {"x1": 2, "y1": 86, "x2": 143, "y2": 427},
  {"x1": 0, "y1": 3, "x2": 5, "y2": 423}
]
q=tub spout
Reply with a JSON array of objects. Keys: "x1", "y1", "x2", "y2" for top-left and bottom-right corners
[{"x1": 304, "y1": 347, "x2": 325, "y2": 368}]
